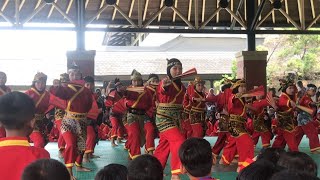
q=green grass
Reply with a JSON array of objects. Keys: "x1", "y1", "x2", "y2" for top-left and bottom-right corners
[{"x1": 45, "y1": 136, "x2": 320, "y2": 180}]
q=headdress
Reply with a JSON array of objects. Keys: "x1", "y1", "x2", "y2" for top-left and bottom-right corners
[
  {"x1": 230, "y1": 79, "x2": 246, "y2": 90},
  {"x1": 33, "y1": 72, "x2": 47, "y2": 82},
  {"x1": 130, "y1": 69, "x2": 142, "y2": 81}
]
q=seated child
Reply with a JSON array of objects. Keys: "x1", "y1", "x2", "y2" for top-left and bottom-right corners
[
  {"x1": 128, "y1": 154, "x2": 163, "y2": 180},
  {"x1": 0, "y1": 92, "x2": 50, "y2": 180},
  {"x1": 22, "y1": 159, "x2": 70, "y2": 180},
  {"x1": 179, "y1": 138, "x2": 218, "y2": 180},
  {"x1": 95, "y1": 163, "x2": 127, "y2": 180}
]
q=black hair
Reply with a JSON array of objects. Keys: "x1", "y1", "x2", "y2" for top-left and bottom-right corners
[
  {"x1": 95, "y1": 164, "x2": 128, "y2": 180},
  {"x1": 148, "y1": 74, "x2": 159, "y2": 81},
  {"x1": 179, "y1": 138, "x2": 212, "y2": 177},
  {"x1": 270, "y1": 170, "x2": 320, "y2": 180},
  {"x1": 237, "y1": 160, "x2": 278, "y2": 180},
  {"x1": 256, "y1": 148, "x2": 286, "y2": 165},
  {"x1": 128, "y1": 155, "x2": 163, "y2": 180},
  {"x1": 277, "y1": 151, "x2": 318, "y2": 176},
  {"x1": 221, "y1": 83, "x2": 232, "y2": 92},
  {"x1": 84, "y1": 76, "x2": 95, "y2": 83},
  {"x1": 297, "y1": 81, "x2": 303, "y2": 87},
  {"x1": 307, "y1": 84, "x2": 317, "y2": 89},
  {"x1": 0, "y1": 92, "x2": 35, "y2": 130},
  {"x1": 21, "y1": 159, "x2": 70, "y2": 180},
  {"x1": 167, "y1": 58, "x2": 182, "y2": 79}
]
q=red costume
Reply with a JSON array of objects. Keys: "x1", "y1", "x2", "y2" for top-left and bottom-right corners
[
  {"x1": 296, "y1": 94, "x2": 320, "y2": 152},
  {"x1": 125, "y1": 85, "x2": 153, "y2": 159},
  {"x1": 272, "y1": 93, "x2": 299, "y2": 151},
  {"x1": 54, "y1": 108, "x2": 66, "y2": 151},
  {"x1": 251, "y1": 99, "x2": 272, "y2": 148},
  {"x1": 50, "y1": 81, "x2": 92, "y2": 168},
  {"x1": 221, "y1": 86, "x2": 254, "y2": 170},
  {"x1": 105, "y1": 89, "x2": 124, "y2": 140},
  {"x1": 25, "y1": 88, "x2": 50, "y2": 148},
  {"x1": 154, "y1": 80, "x2": 186, "y2": 175},
  {"x1": 181, "y1": 83, "x2": 193, "y2": 138},
  {"x1": 0, "y1": 85, "x2": 10, "y2": 138},
  {"x1": 0, "y1": 137, "x2": 50, "y2": 180},
  {"x1": 49, "y1": 125, "x2": 60, "y2": 142},
  {"x1": 98, "y1": 123, "x2": 110, "y2": 140},
  {"x1": 144, "y1": 84, "x2": 157, "y2": 153},
  {"x1": 85, "y1": 94, "x2": 100, "y2": 155}
]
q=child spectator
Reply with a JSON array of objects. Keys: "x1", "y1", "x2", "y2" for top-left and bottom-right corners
[
  {"x1": 277, "y1": 151, "x2": 318, "y2": 176},
  {"x1": 95, "y1": 164, "x2": 127, "y2": 180},
  {"x1": 256, "y1": 148, "x2": 286, "y2": 165},
  {"x1": 22, "y1": 159, "x2": 69, "y2": 180},
  {"x1": 128, "y1": 154, "x2": 163, "y2": 180},
  {"x1": 179, "y1": 138, "x2": 218, "y2": 180},
  {"x1": 236, "y1": 159, "x2": 279, "y2": 180},
  {"x1": 0, "y1": 92, "x2": 50, "y2": 180}
]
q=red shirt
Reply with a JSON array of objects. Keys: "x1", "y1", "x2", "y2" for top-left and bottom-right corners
[
  {"x1": 190, "y1": 90, "x2": 207, "y2": 110},
  {"x1": 299, "y1": 94, "x2": 316, "y2": 115},
  {"x1": 228, "y1": 94, "x2": 246, "y2": 117},
  {"x1": 125, "y1": 86, "x2": 153, "y2": 111},
  {"x1": 145, "y1": 85, "x2": 157, "y2": 118},
  {"x1": 50, "y1": 82, "x2": 92, "y2": 113},
  {"x1": 156, "y1": 80, "x2": 185, "y2": 104},
  {"x1": 252, "y1": 99, "x2": 269, "y2": 116},
  {"x1": 0, "y1": 137, "x2": 50, "y2": 180},
  {"x1": 105, "y1": 90, "x2": 123, "y2": 109},
  {"x1": 278, "y1": 93, "x2": 295, "y2": 114},
  {"x1": 25, "y1": 88, "x2": 50, "y2": 114}
]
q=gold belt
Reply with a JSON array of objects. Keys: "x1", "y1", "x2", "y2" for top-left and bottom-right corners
[
  {"x1": 191, "y1": 107, "x2": 206, "y2": 113},
  {"x1": 34, "y1": 114, "x2": 44, "y2": 121},
  {"x1": 229, "y1": 114, "x2": 246, "y2": 123},
  {"x1": 64, "y1": 111, "x2": 87, "y2": 120}
]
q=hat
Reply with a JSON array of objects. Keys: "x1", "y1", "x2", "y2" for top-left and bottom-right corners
[
  {"x1": 278, "y1": 77, "x2": 295, "y2": 92},
  {"x1": 84, "y1": 76, "x2": 94, "y2": 83},
  {"x1": 167, "y1": 58, "x2": 182, "y2": 78},
  {"x1": 230, "y1": 79, "x2": 246, "y2": 90},
  {"x1": 33, "y1": 72, "x2": 47, "y2": 82},
  {"x1": 68, "y1": 61, "x2": 80, "y2": 73},
  {"x1": 193, "y1": 76, "x2": 205, "y2": 85},
  {"x1": 60, "y1": 73, "x2": 70, "y2": 83},
  {"x1": 131, "y1": 69, "x2": 142, "y2": 81}
]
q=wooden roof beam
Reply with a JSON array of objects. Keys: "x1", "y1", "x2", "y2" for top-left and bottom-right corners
[
  {"x1": 201, "y1": 0, "x2": 205, "y2": 22},
  {"x1": 128, "y1": 0, "x2": 135, "y2": 18},
  {"x1": 173, "y1": 0, "x2": 178, "y2": 22},
  {"x1": 97, "y1": 0, "x2": 105, "y2": 20},
  {"x1": 48, "y1": 0, "x2": 58, "y2": 18},
  {"x1": 216, "y1": 0, "x2": 219, "y2": 23},
  {"x1": 85, "y1": 0, "x2": 90, "y2": 9},
  {"x1": 157, "y1": 0, "x2": 163, "y2": 22},
  {"x1": 35, "y1": 0, "x2": 42, "y2": 10},
  {"x1": 1, "y1": 0, "x2": 9, "y2": 12},
  {"x1": 143, "y1": 0, "x2": 150, "y2": 21},
  {"x1": 284, "y1": 0, "x2": 289, "y2": 23},
  {"x1": 66, "y1": 0, "x2": 74, "y2": 14},
  {"x1": 194, "y1": 0, "x2": 198, "y2": 29},
  {"x1": 201, "y1": 7, "x2": 222, "y2": 29},
  {"x1": 310, "y1": 0, "x2": 315, "y2": 19},
  {"x1": 171, "y1": 6, "x2": 194, "y2": 28},
  {"x1": 19, "y1": 0, "x2": 25, "y2": 11},
  {"x1": 112, "y1": 0, "x2": 119, "y2": 20},
  {"x1": 87, "y1": 3, "x2": 110, "y2": 24},
  {"x1": 188, "y1": 0, "x2": 192, "y2": 21}
]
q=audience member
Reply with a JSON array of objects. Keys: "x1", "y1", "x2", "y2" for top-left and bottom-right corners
[
  {"x1": 95, "y1": 164, "x2": 127, "y2": 180},
  {"x1": 128, "y1": 154, "x2": 163, "y2": 180}
]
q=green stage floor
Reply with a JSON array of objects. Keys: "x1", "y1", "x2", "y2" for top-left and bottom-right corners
[{"x1": 45, "y1": 136, "x2": 320, "y2": 180}]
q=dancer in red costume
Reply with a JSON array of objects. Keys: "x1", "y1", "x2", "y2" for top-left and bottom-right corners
[
  {"x1": 219, "y1": 79, "x2": 255, "y2": 172},
  {"x1": 0, "y1": 71, "x2": 11, "y2": 138},
  {"x1": 272, "y1": 78, "x2": 299, "y2": 152},
  {"x1": 181, "y1": 82, "x2": 193, "y2": 139},
  {"x1": 188, "y1": 76, "x2": 207, "y2": 138},
  {"x1": 105, "y1": 78, "x2": 126, "y2": 147},
  {"x1": 154, "y1": 58, "x2": 186, "y2": 180},
  {"x1": 296, "y1": 84, "x2": 320, "y2": 153},
  {"x1": 125, "y1": 70, "x2": 153, "y2": 159},
  {"x1": 25, "y1": 72, "x2": 50, "y2": 148},
  {"x1": 50, "y1": 65, "x2": 93, "y2": 179}
]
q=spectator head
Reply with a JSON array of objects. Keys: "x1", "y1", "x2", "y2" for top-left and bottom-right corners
[
  {"x1": 277, "y1": 151, "x2": 317, "y2": 176},
  {"x1": 128, "y1": 155, "x2": 163, "y2": 180},
  {"x1": 306, "y1": 84, "x2": 317, "y2": 96},
  {"x1": 0, "y1": 92, "x2": 35, "y2": 136},
  {"x1": 95, "y1": 164, "x2": 127, "y2": 180},
  {"x1": 22, "y1": 159, "x2": 70, "y2": 180},
  {"x1": 270, "y1": 170, "x2": 320, "y2": 180},
  {"x1": 237, "y1": 160, "x2": 278, "y2": 180},
  {"x1": 257, "y1": 148, "x2": 286, "y2": 165},
  {"x1": 179, "y1": 138, "x2": 213, "y2": 178}
]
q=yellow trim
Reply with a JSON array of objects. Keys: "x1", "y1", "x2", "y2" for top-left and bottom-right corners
[
  {"x1": 131, "y1": 91, "x2": 146, "y2": 108},
  {"x1": 65, "y1": 163, "x2": 74, "y2": 168},
  {"x1": 170, "y1": 85, "x2": 183, "y2": 104},
  {"x1": 31, "y1": 88, "x2": 40, "y2": 96},
  {"x1": 66, "y1": 86, "x2": 84, "y2": 111},
  {"x1": 172, "y1": 82, "x2": 180, "y2": 92},
  {"x1": 128, "y1": 151, "x2": 140, "y2": 159},
  {"x1": 171, "y1": 169, "x2": 181, "y2": 174},
  {"x1": 146, "y1": 86, "x2": 155, "y2": 92},
  {"x1": 67, "y1": 84, "x2": 78, "y2": 92},
  {"x1": 311, "y1": 147, "x2": 320, "y2": 152},
  {"x1": 221, "y1": 155, "x2": 230, "y2": 165},
  {"x1": 75, "y1": 162, "x2": 82, "y2": 167},
  {"x1": 241, "y1": 161, "x2": 250, "y2": 167},
  {"x1": 59, "y1": 147, "x2": 65, "y2": 150},
  {"x1": 146, "y1": 147, "x2": 155, "y2": 152},
  {"x1": 85, "y1": 150, "x2": 93, "y2": 154},
  {"x1": 262, "y1": 143, "x2": 270, "y2": 147},
  {"x1": 0, "y1": 139, "x2": 30, "y2": 147}
]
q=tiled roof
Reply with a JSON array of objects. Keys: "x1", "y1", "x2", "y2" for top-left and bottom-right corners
[{"x1": 95, "y1": 51, "x2": 233, "y2": 76}]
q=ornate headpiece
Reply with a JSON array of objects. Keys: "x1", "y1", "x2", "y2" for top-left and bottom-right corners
[
  {"x1": 33, "y1": 72, "x2": 47, "y2": 82},
  {"x1": 60, "y1": 73, "x2": 69, "y2": 83},
  {"x1": 193, "y1": 76, "x2": 205, "y2": 85},
  {"x1": 230, "y1": 79, "x2": 246, "y2": 90},
  {"x1": 278, "y1": 76, "x2": 295, "y2": 92},
  {"x1": 68, "y1": 61, "x2": 80, "y2": 73},
  {"x1": 131, "y1": 69, "x2": 142, "y2": 81}
]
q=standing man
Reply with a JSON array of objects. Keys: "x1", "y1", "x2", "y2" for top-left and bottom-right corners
[
  {"x1": 25, "y1": 72, "x2": 50, "y2": 148},
  {"x1": 154, "y1": 58, "x2": 186, "y2": 180},
  {"x1": 0, "y1": 71, "x2": 11, "y2": 138},
  {"x1": 50, "y1": 65, "x2": 93, "y2": 178}
]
